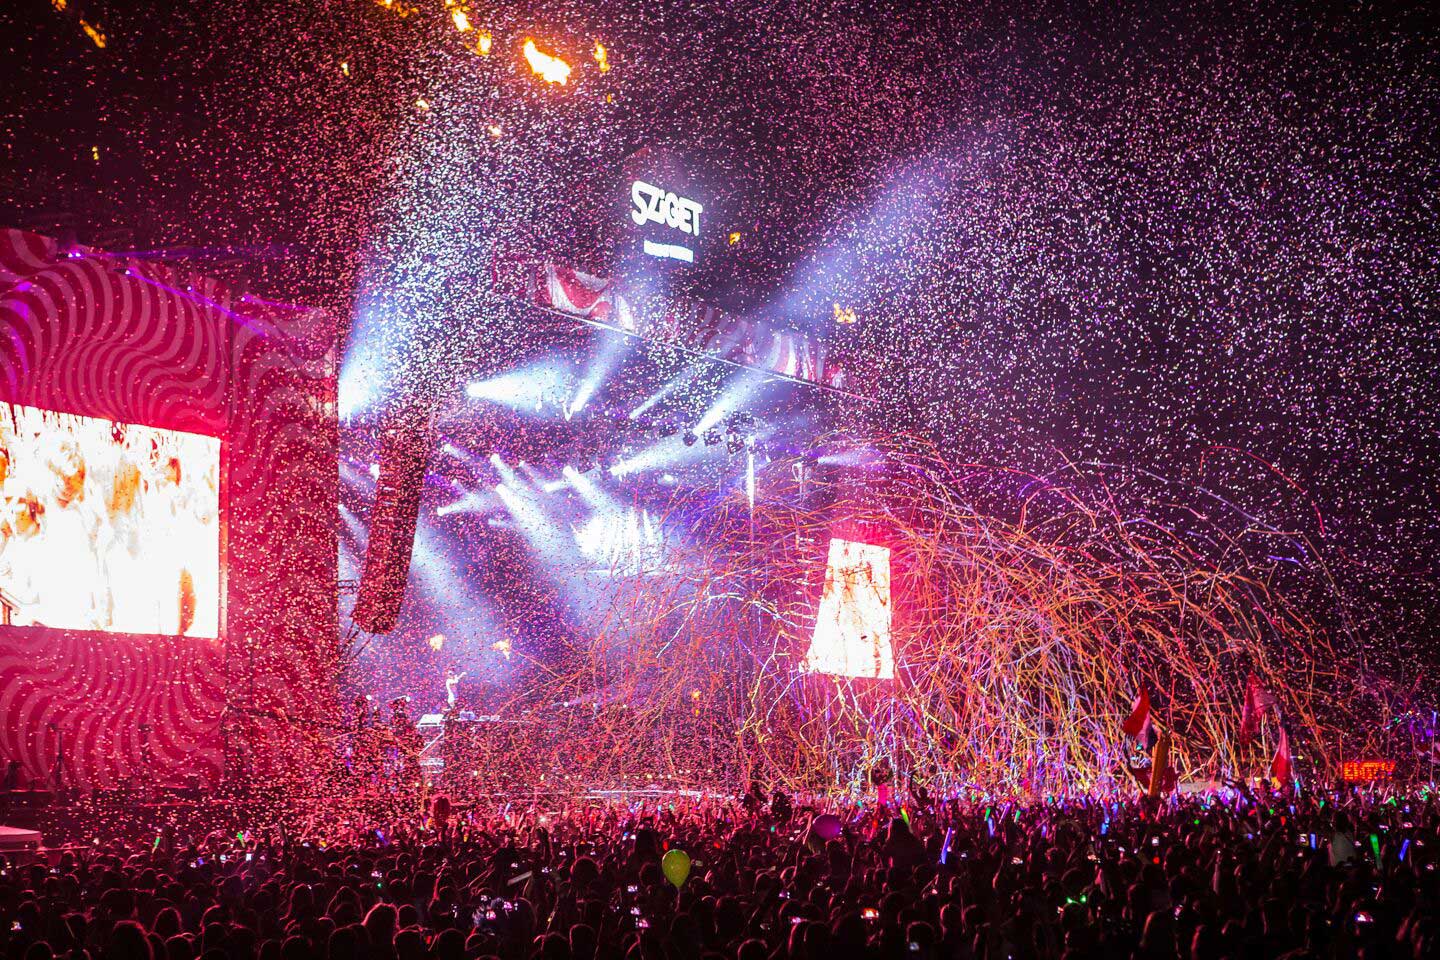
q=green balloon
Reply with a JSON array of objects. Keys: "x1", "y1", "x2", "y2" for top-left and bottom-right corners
[{"x1": 660, "y1": 848, "x2": 691, "y2": 888}]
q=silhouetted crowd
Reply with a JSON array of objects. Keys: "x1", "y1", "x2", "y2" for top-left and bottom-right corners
[{"x1": 2, "y1": 787, "x2": 1436, "y2": 960}]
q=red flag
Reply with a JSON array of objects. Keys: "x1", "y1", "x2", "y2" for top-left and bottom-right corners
[
  {"x1": 1240, "y1": 672, "x2": 1278, "y2": 745},
  {"x1": 1271, "y1": 726, "x2": 1292, "y2": 781},
  {"x1": 1122, "y1": 689, "x2": 1152, "y2": 739}
]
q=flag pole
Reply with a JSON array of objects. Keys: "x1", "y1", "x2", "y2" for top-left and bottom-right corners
[{"x1": 1430, "y1": 711, "x2": 1436, "y2": 788}]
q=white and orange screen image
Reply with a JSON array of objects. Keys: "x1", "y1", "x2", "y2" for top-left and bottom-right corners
[
  {"x1": 802, "y1": 538, "x2": 894, "y2": 680},
  {"x1": 0, "y1": 403, "x2": 220, "y2": 637}
]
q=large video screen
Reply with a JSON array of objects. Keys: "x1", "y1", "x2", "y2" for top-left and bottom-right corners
[
  {"x1": 802, "y1": 538, "x2": 894, "y2": 680},
  {"x1": 0, "y1": 402, "x2": 220, "y2": 637}
]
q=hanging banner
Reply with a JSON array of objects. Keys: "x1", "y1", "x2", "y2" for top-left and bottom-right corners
[{"x1": 491, "y1": 255, "x2": 849, "y2": 391}]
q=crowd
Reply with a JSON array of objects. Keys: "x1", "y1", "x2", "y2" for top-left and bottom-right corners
[{"x1": 1, "y1": 786, "x2": 1437, "y2": 960}]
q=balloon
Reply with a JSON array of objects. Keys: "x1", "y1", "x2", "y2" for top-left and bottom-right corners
[
  {"x1": 812, "y1": 814, "x2": 843, "y2": 841},
  {"x1": 660, "y1": 848, "x2": 690, "y2": 888}
]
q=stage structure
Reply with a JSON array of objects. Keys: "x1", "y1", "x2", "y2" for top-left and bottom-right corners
[{"x1": 0, "y1": 229, "x2": 338, "y2": 790}]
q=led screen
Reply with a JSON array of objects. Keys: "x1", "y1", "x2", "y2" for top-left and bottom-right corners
[
  {"x1": 802, "y1": 538, "x2": 894, "y2": 680},
  {"x1": 0, "y1": 402, "x2": 220, "y2": 637}
]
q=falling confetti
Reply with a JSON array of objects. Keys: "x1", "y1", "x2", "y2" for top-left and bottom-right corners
[{"x1": 1, "y1": 0, "x2": 1435, "y2": 806}]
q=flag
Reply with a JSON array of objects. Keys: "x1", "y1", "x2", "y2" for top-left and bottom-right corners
[
  {"x1": 1240, "y1": 672, "x2": 1278, "y2": 745},
  {"x1": 1148, "y1": 728, "x2": 1175, "y2": 798},
  {"x1": 1271, "y1": 726, "x2": 1292, "y2": 781},
  {"x1": 1122, "y1": 689, "x2": 1152, "y2": 739}
]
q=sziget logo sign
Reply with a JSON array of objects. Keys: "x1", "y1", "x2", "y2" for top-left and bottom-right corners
[{"x1": 630, "y1": 180, "x2": 702, "y2": 263}]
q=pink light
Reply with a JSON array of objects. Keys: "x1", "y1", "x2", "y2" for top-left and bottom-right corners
[{"x1": 802, "y1": 538, "x2": 894, "y2": 680}]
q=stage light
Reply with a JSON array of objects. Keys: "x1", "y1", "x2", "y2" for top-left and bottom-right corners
[
  {"x1": 629, "y1": 367, "x2": 702, "y2": 421},
  {"x1": 369, "y1": 463, "x2": 381, "y2": 479},
  {"x1": 660, "y1": 473, "x2": 676, "y2": 485},
  {"x1": 337, "y1": 328, "x2": 396, "y2": 421},
  {"x1": 80, "y1": 19, "x2": 106, "y2": 48},
  {"x1": 340, "y1": 61, "x2": 351, "y2": 76},
  {"x1": 728, "y1": 231, "x2": 742, "y2": 245},
  {"x1": 428, "y1": 634, "x2": 445, "y2": 651},
  {"x1": 523, "y1": 39, "x2": 571, "y2": 85},
  {"x1": 467, "y1": 359, "x2": 570, "y2": 415},
  {"x1": 694, "y1": 373, "x2": 765, "y2": 437},
  {"x1": 683, "y1": 431, "x2": 698, "y2": 447},
  {"x1": 564, "y1": 465, "x2": 610, "y2": 509},
  {"x1": 451, "y1": 8, "x2": 471, "y2": 32},
  {"x1": 487, "y1": 123, "x2": 502, "y2": 138},
  {"x1": 415, "y1": 97, "x2": 431, "y2": 112},
  {"x1": 833, "y1": 302, "x2": 858, "y2": 325},
  {"x1": 402, "y1": 506, "x2": 507, "y2": 643},
  {"x1": 574, "y1": 505, "x2": 661, "y2": 572},
  {"x1": 475, "y1": 29, "x2": 492, "y2": 55},
  {"x1": 571, "y1": 330, "x2": 631, "y2": 419},
  {"x1": 491, "y1": 457, "x2": 526, "y2": 494},
  {"x1": 593, "y1": 41, "x2": 610, "y2": 73}
]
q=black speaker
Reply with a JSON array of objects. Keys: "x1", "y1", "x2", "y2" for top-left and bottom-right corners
[{"x1": 352, "y1": 405, "x2": 432, "y2": 633}]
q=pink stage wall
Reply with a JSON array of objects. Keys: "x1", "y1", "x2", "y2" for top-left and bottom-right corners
[{"x1": 0, "y1": 229, "x2": 338, "y2": 789}]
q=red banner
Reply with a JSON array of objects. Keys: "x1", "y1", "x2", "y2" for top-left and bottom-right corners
[{"x1": 491, "y1": 257, "x2": 849, "y2": 391}]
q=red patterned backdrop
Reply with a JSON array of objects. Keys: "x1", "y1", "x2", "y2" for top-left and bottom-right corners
[{"x1": 0, "y1": 229, "x2": 337, "y2": 789}]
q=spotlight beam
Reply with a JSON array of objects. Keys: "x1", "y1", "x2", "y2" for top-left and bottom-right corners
[{"x1": 517, "y1": 300, "x2": 869, "y2": 401}]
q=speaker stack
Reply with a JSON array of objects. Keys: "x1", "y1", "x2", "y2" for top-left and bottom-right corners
[{"x1": 352, "y1": 402, "x2": 433, "y2": 634}]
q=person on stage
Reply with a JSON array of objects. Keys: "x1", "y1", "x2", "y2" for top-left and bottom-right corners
[{"x1": 445, "y1": 667, "x2": 466, "y2": 710}]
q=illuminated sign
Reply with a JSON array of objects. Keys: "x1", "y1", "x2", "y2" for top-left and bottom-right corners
[
  {"x1": 1340, "y1": 759, "x2": 1396, "y2": 782},
  {"x1": 641, "y1": 240, "x2": 694, "y2": 263},
  {"x1": 630, "y1": 179, "x2": 702, "y2": 263}
]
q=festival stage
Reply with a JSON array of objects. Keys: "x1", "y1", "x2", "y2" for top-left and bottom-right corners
[{"x1": 0, "y1": 224, "x2": 1416, "y2": 803}]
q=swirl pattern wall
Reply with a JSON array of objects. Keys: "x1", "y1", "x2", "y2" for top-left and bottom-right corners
[{"x1": 0, "y1": 229, "x2": 337, "y2": 789}]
